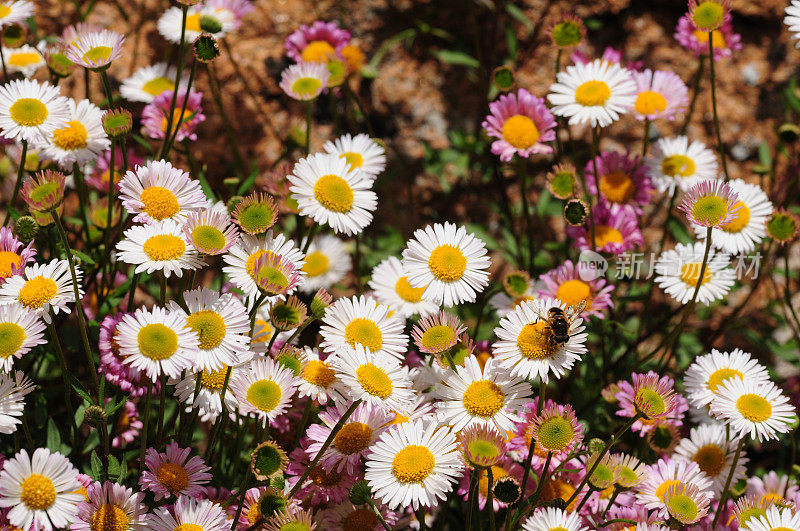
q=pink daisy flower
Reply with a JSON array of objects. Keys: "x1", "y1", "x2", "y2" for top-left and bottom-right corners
[
  {"x1": 98, "y1": 313, "x2": 159, "y2": 398},
  {"x1": 635, "y1": 458, "x2": 714, "y2": 518},
  {"x1": 285, "y1": 439, "x2": 357, "y2": 507},
  {"x1": 631, "y1": 69, "x2": 689, "y2": 122},
  {"x1": 86, "y1": 146, "x2": 144, "y2": 191},
  {"x1": 678, "y1": 179, "x2": 740, "y2": 228},
  {"x1": 284, "y1": 21, "x2": 351, "y2": 63},
  {"x1": 571, "y1": 46, "x2": 643, "y2": 71},
  {"x1": 674, "y1": 13, "x2": 742, "y2": 61},
  {"x1": 481, "y1": 88, "x2": 557, "y2": 161},
  {"x1": 538, "y1": 259, "x2": 615, "y2": 319},
  {"x1": 72, "y1": 481, "x2": 147, "y2": 531},
  {"x1": 507, "y1": 398, "x2": 552, "y2": 462},
  {"x1": 0, "y1": 226, "x2": 35, "y2": 283},
  {"x1": 615, "y1": 372, "x2": 688, "y2": 435},
  {"x1": 746, "y1": 471, "x2": 798, "y2": 505},
  {"x1": 139, "y1": 442, "x2": 211, "y2": 501},
  {"x1": 142, "y1": 89, "x2": 206, "y2": 143},
  {"x1": 566, "y1": 202, "x2": 643, "y2": 254},
  {"x1": 585, "y1": 151, "x2": 653, "y2": 213}
]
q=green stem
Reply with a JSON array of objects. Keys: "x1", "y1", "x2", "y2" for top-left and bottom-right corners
[
  {"x1": 165, "y1": 57, "x2": 198, "y2": 156},
  {"x1": 3, "y1": 139, "x2": 27, "y2": 227},
  {"x1": 711, "y1": 437, "x2": 745, "y2": 527},
  {"x1": 641, "y1": 119, "x2": 651, "y2": 157},
  {"x1": 301, "y1": 222, "x2": 318, "y2": 253},
  {"x1": 517, "y1": 157, "x2": 534, "y2": 271},
  {"x1": 99, "y1": 70, "x2": 114, "y2": 108},
  {"x1": 602, "y1": 487, "x2": 621, "y2": 518},
  {"x1": 517, "y1": 381, "x2": 545, "y2": 507},
  {"x1": 304, "y1": 101, "x2": 312, "y2": 156},
  {"x1": 708, "y1": 33, "x2": 729, "y2": 182},
  {"x1": 465, "y1": 469, "x2": 477, "y2": 531},
  {"x1": 680, "y1": 55, "x2": 705, "y2": 135},
  {"x1": 46, "y1": 320, "x2": 78, "y2": 448},
  {"x1": 126, "y1": 271, "x2": 139, "y2": 309},
  {"x1": 486, "y1": 466, "x2": 496, "y2": 531},
  {"x1": 156, "y1": 372, "x2": 167, "y2": 449}
]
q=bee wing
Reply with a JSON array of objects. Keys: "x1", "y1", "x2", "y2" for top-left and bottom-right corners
[{"x1": 568, "y1": 301, "x2": 587, "y2": 319}]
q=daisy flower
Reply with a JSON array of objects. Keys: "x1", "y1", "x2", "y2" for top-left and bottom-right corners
[
  {"x1": 319, "y1": 295, "x2": 408, "y2": 361},
  {"x1": 299, "y1": 234, "x2": 349, "y2": 293},
  {"x1": 492, "y1": 297, "x2": 588, "y2": 383},
  {"x1": 435, "y1": 356, "x2": 530, "y2": 432},
  {"x1": 635, "y1": 458, "x2": 714, "y2": 517},
  {"x1": 0, "y1": 1, "x2": 33, "y2": 28},
  {"x1": 39, "y1": 98, "x2": 110, "y2": 169},
  {"x1": 306, "y1": 401, "x2": 390, "y2": 474},
  {"x1": 171, "y1": 364, "x2": 241, "y2": 423},
  {"x1": 674, "y1": 423, "x2": 748, "y2": 496},
  {"x1": 368, "y1": 256, "x2": 438, "y2": 319},
  {"x1": 223, "y1": 231, "x2": 306, "y2": 301},
  {"x1": 747, "y1": 505, "x2": 800, "y2": 531},
  {"x1": 285, "y1": 443, "x2": 358, "y2": 508},
  {"x1": 481, "y1": 88, "x2": 557, "y2": 161},
  {"x1": 0, "y1": 302, "x2": 45, "y2": 371},
  {"x1": 110, "y1": 400, "x2": 142, "y2": 448},
  {"x1": 401, "y1": 222, "x2": 491, "y2": 307},
  {"x1": 675, "y1": 13, "x2": 742, "y2": 61},
  {"x1": 457, "y1": 424, "x2": 507, "y2": 468},
  {"x1": 173, "y1": 287, "x2": 251, "y2": 371},
  {"x1": 183, "y1": 208, "x2": 240, "y2": 255},
  {"x1": 323, "y1": 133, "x2": 387, "y2": 179},
  {"x1": 692, "y1": 178, "x2": 773, "y2": 255},
  {"x1": 157, "y1": 5, "x2": 236, "y2": 44},
  {"x1": 646, "y1": 136, "x2": 718, "y2": 193},
  {"x1": 0, "y1": 448, "x2": 82, "y2": 531},
  {"x1": 678, "y1": 179, "x2": 740, "y2": 228},
  {"x1": 64, "y1": 28, "x2": 124, "y2": 70},
  {"x1": 230, "y1": 356, "x2": 298, "y2": 427},
  {"x1": 289, "y1": 152, "x2": 377, "y2": 235},
  {"x1": 683, "y1": 348, "x2": 770, "y2": 411},
  {"x1": 521, "y1": 507, "x2": 588, "y2": 531},
  {"x1": 296, "y1": 347, "x2": 347, "y2": 405},
  {"x1": 98, "y1": 313, "x2": 157, "y2": 398},
  {"x1": 548, "y1": 58, "x2": 637, "y2": 128},
  {"x1": 0, "y1": 79, "x2": 70, "y2": 143},
  {"x1": 730, "y1": 495, "x2": 773, "y2": 529},
  {"x1": 0, "y1": 259, "x2": 82, "y2": 318},
  {"x1": 710, "y1": 378, "x2": 795, "y2": 442},
  {"x1": 331, "y1": 344, "x2": 414, "y2": 413},
  {"x1": 140, "y1": 442, "x2": 211, "y2": 501},
  {"x1": 142, "y1": 88, "x2": 205, "y2": 142},
  {"x1": 615, "y1": 372, "x2": 688, "y2": 434},
  {"x1": 116, "y1": 219, "x2": 204, "y2": 278},
  {"x1": 1, "y1": 44, "x2": 44, "y2": 78},
  {"x1": 0, "y1": 226, "x2": 35, "y2": 282},
  {"x1": 72, "y1": 481, "x2": 147, "y2": 531},
  {"x1": 529, "y1": 402, "x2": 584, "y2": 457},
  {"x1": 365, "y1": 418, "x2": 462, "y2": 510},
  {"x1": 538, "y1": 259, "x2": 615, "y2": 319},
  {"x1": 584, "y1": 151, "x2": 653, "y2": 213},
  {"x1": 614, "y1": 453, "x2": 649, "y2": 490},
  {"x1": 279, "y1": 61, "x2": 330, "y2": 101},
  {"x1": 662, "y1": 482, "x2": 710, "y2": 526},
  {"x1": 22, "y1": 169, "x2": 66, "y2": 213},
  {"x1": 787, "y1": 0, "x2": 800, "y2": 47},
  {"x1": 747, "y1": 471, "x2": 799, "y2": 505},
  {"x1": 232, "y1": 193, "x2": 278, "y2": 236},
  {"x1": 566, "y1": 202, "x2": 643, "y2": 254},
  {"x1": 654, "y1": 241, "x2": 735, "y2": 305},
  {"x1": 411, "y1": 310, "x2": 466, "y2": 357},
  {"x1": 284, "y1": 20, "x2": 351, "y2": 63},
  {"x1": 147, "y1": 495, "x2": 228, "y2": 531},
  {"x1": 120, "y1": 62, "x2": 184, "y2": 103},
  {"x1": 115, "y1": 306, "x2": 199, "y2": 380},
  {"x1": 631, "y1": 69, "x2": 689, "y2": 122},
  {"x1": 118, "y1": 159, "x2": 206, "y2": 224},
  {"x1": 0, "y1": 370, "x2": 34, "y2": 434}
]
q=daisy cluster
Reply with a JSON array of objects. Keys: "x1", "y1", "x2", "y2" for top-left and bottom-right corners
[{"x1": 0, "y1": 1, "x2": 797, "y2": 531}]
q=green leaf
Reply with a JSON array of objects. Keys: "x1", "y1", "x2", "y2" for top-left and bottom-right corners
[
  {"x1": 107, "y1": 455, "x2": 120, "y2": 478},
  {"x1": 72, "y1": 250, "x2": 96, "y2": 265},
  {"x1": 69, "y1": 374, "x2": 94, "y2": 405},
  {"x1": 758, "y1": 141, "x2": 772, "y2": 166},
  {"x1": 90, "y1": 451, "x2": 103, "y2": 482},
  {"x1": 106, "y1": 396, "x2": 129, "y2": 416},
  {"x1": 117, "y1": 458, "x2": 127, "y2": 483},
  {"x1": 197, "y1": 168, "x2": 216, "y2": 201},
  {"x1": 667, "y1": 217, "x2": 693, "y2": 244},
  {"x1": 46, "y1": 419, "x2": 61, "y2": 450},
  {"x1": 432, "y1": 50, "x2": 480, "y2": 69},
  {"x1": 236, "y1": 169, "x2": 259, "y2": 195}
]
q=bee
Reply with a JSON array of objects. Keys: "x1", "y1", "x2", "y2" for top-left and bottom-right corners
[{"x1": 542, "y1": 302, "x2": 584, "y2": 346}]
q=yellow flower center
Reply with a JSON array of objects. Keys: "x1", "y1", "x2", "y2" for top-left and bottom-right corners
[
  {"x1": 693, "y1": 29, "x2": 727, "y2": 48},
  {"x1": 599, "y1": 170, "x2": 635, "y2": 203},
  {"x1": 635, "y1": 387, "x2": 666, "y2": 417},
  {"x1": 0, "y1": 322, "x2": 26, "y2": 358},
  {"x1": 185, "y1": 12, "x2": 201, "y2": 32},
  {"x1": 155, "y1": 462, "x2": 190, "y2": 495},
  {"x1": 247, "y1": 379, "x2": 282, "y2": 412},
  {"x1": 301, "y1": 250, "x2": 329, "y2": 277},
  {"x1": 391, "y1": 445, "x2": 435, "y2": 484},
  {"x1": 10, "y1": 98, "x2": 48, "y2": 127},
  {"x1": 537, "y1": 416, "x2": 575, "y2": 452},
  {"x1": 83, "y1": 46, "x2": 112, "y2": 63},
  {"x1": 301, "y1": 40, "x2": 336, "y2": 63},
  {"x1": 291, "y1": 77, "x2": 323, "y2": 98},
  {"x1": 53, "y1": 120, "x2": 89, "y2": 151},
  {"x1": 302, "y1": 359, "x2": 336, "y2": 388},
  {"x1": 478, "y1": 465, "x2": 509, "y2": 497},
  {"x1": 140, "y1": 186, "x2": 180, "y2": 220},
  {"x1": 501, "y1": 114, "x2": 539, "y2": 149},
  {"x1": 735, "y1": 393, "x2": 772, "y2": 422},
  {"x1": 200, "y1": 366, "x2": 228, "y2": 390},
  {"x1": 693, "y1": 444, "x2": 726, "y2": 477},
  {"x1": 668, "y1": 493, "x2": 699, "y2": 523},
  {"x1": 339, "y1": 151, "x2": 364, "y2": 169},
  {"x1": 428, "y1": 244, "x2": 467, "y2": 282},
  {"x1": 462, "y1": 380, "x2": 505, "y2": 417},
  {"x1": 594, "y1": 225, "x2": 624, "y2": 248},
  {"x1": 344, "y1": 317, "x2": 383, "y2": 352},
  {"x1": 191, "y1": 225, "x2": 226, "y2": 253},
  {"x1": 467, "y1": 439, "x2": 499, "y2": 460},
  {"x1": 539, "y1": 479, "x2": 577, "y2": 512},
  {"x1": 142, "y1": 76, "x2": 174, "y2": 97},
  {"x1": 17, "y1": 276, "x2": 58, "y2": 310},
  {"x1": 174, "y1": 525, "x2": 203, "y2": 531},
  {"x1": 679, "y1": 262, "x2": 712, "y2": 286},
  {"x1": 143, "y1": 234, "x2": 185, "y2": 262},
  {"x1": 720, "y1": 201, "x2": 750, "y2": 233},
  {"x1": 333, "y1": 421, "x2": 373, "y2": 454},
  {"x1": 574, "y1": 80, "x2": 611, "y2": 106},
  {"x1": 634, "y1": 91, "x2": 668, "y2": 116},
  {"x1": 555, "y1": 279, "x2": 592, "y2": 310},
  {"x1": 160, "y1": 109, "x2": 189, "y2": 134},
  {"x1": 691, "y1": 195, "x2": 729, "y2": 226},
  {"x1": 617, "y1": 466, "x2": 640, "y2": 488},
  {"x1": 313, "y1": 174, "x2": 353, "y2": 213},
  {"x1": 0, "y1": 250, "x2": 21, "y2": 278},
  {"x1": 662, "y1": 154, "x2": 697, "y2": 178},
  {"x1": 342, "y1": 508, "x2": 378, "y2": 531},
  {"x1": 0, "y1": 6, "x2": 11, "y2": 17},
  {"x1": 355, "y1": 363, "x2": 393, "y2": 398},
  {"x1": 420, "y1": 324, "x2": 456, "y2": 351},
  {"x1": 395, "y1": 276, "x2": 424, "y2": 302},
  {"x1": 89, "y1": 503, "x2": 131, "y2": 531},
  {"x1": 245, "y1": 250, "x2": 273, "y2": 280},
  {"x1": 8, "y1": 52, "x2": 41, "y2": 67},
  {"x1": 137, "y1": 323, "x2": 178, "y2": 360},
  {"x1": 655, "y1": 479, "x2": 680, "y2": 501},
  {"x1": 516, "y1": 320, "x2": 556, "y2": 360},
  {"x1": 20, "y1": 474, "x2": 56, "y2": 510},
  {"x1": 186, "y1": 310, "x2": 226, "y2": 350},
  {"x1": 707, "y1": 367, "x2": 743, "y2": 392}
]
